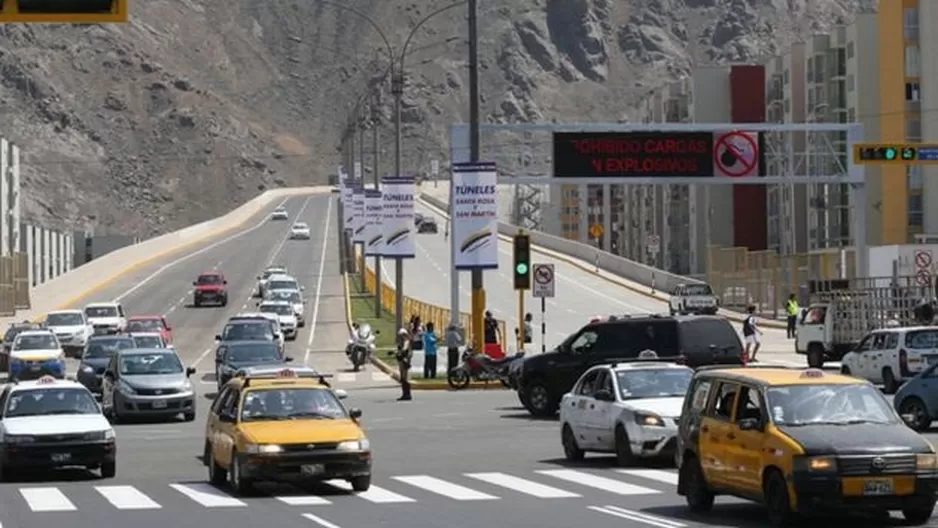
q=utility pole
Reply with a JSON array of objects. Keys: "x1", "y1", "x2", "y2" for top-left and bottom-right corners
[
  {"x1": 358, "y1": 116, "x2": 367, "y2": 293},
  {"x1": 467, "y1": 0, "x2": 485, "y2": 351},
  {"x1": 393, "y1": 70, "x2": 405, "y2": 334},
  {"x1": 372, "y1": 97, "x2": 382, "y2": 318}
]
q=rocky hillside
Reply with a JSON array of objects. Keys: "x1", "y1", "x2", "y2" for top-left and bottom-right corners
[{"x1": 0, "y1": 0, "x2": 872, "y2": 236}]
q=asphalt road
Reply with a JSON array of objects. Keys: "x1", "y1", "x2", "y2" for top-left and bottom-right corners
[{"x1": 4, "y1": 386, "x2": 929, "y2": 528}]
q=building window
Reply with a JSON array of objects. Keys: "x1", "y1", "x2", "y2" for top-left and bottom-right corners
[
  {"x1": 907, "y1": 119, "x2": 922, "y2": 140},
  {"x1": 906, "y1": 82, "x2": 920, "y2": 101},
  {"x1": 783, "y1": 69, "x2": 789, "y2": 85},
  {"x1": 836, "y1": 48, "x2": 846, "y2": 76},
  {"x1": 784, "y1": 99, "x2": 790, "y2": 113},
  {"x1": 846, "y1": 74, "x2": 854, "y2": 92},
  {"x1": 815, "y1": 55, "x2": 825, "y2": 83},
  {"x1": 848, "y1": 107, "x2": 856, "y2": 122},
  {"x1": 847, "y1": 41, "x2": 854, "y2": 59},
  {"x1": 807, "y1": 57, "x2": 814, "y2": 83},
  {"x1": 909, "y1": 193, "x2": 923, "y2": 227},
  {"x1": 905, "y1": 46, "x2": 921, "y2": 77},
  {"x1": 905, "y1": 7, "x2": 920, "y2": 41},
  {"x1": 908, "y1": 166, "x2": 923, "y2": 190}
]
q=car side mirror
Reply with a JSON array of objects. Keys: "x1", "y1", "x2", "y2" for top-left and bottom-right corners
[
  {"x1": 301, "y1": 286, "x2": 306, "y2": 291},
  {"x1": 594, "y1": 389, "x2": 615, "y2": 402},
  {"x1": 285, "y1": 357, "x2": 294, "y2": 362},
  {"x1": 335, "y1": 389, "x2": 348, "y2": 400},
  {"x1": 214, "y1": 334, "x2": 221, "y2": 341},
  {"x1": 374, "y1": 329, "x2": 380, "y2": 335},
  {"x1": 165, "y1": 325, "x2": 172, "y2": 331},
  {"x1": 256, "y1": 276, "x2": 261, "y2": 280},
  {"x1": 349, "y1": 408, "x2": 362, "y2": 419},
  {"x1": 218, "y1": 411, "x2": 236, "y2": 423},
  {"x1": 738, "y1": 417, "x2": 762, "y2": 431},
  {"x1": 186, "y1": 367, "x2": 197, "y2": 377},
  {"x1": 192, "y1": 281, "x2": 197, "y2": 286},
  {"x1": 223, "y1": 280, "x2": 228, "y2": 285}
]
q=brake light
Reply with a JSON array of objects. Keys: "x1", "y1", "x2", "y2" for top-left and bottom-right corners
[{"x1": 899, "y1": 349, "x2": 910, "y2": 377}]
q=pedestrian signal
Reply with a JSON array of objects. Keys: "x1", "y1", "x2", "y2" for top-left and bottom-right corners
[
  {"x1": 513, "y1": 234, "x2": 531, "y2": 290},
  {"x1": 0, "y1": 0, "x2": 128, "y2": 23}
]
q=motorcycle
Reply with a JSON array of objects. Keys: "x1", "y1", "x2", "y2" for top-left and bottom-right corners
[
  {"x1": 447, "y1": 348, "x2": 525, "y2": 389},
  {"x1": 346, "y1": 323, "x2": 378, "y2": 372}
]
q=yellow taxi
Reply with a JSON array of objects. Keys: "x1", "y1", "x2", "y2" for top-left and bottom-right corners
[
  {"x1": 203, "y1": 366, "x2": 371, "y2": 495},
  {"x1": 675, "y1": 366, "x2": 938, "y2": 526}
]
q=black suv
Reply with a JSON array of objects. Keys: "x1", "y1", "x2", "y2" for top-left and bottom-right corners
[{"x1": 513, "y1": 315, "x2": 743, "y2": 417}]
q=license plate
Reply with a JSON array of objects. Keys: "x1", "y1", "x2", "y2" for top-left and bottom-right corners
[
  {"x1": 301, "y1": 464, "x2": 324, "y2": 476},
  {"x1": 152, "y1": 400, "x2": 167, "y2": 409},
  {"x1": 863, "y1": 479, "x2": 894, "y2": 495},
  {"x1": 51, "y1": 453, "x2": 71, "y2": 463}
]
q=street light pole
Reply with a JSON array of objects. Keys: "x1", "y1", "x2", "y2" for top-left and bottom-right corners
[
  {"x1": 467, "y1": 0, "x2": 485, "y2": 352},
  {"x1": 372, "y1": 96, "x2": 382, "y2": 318}
]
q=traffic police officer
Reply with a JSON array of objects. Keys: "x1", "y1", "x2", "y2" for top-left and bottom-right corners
[{"x1": 785, "y1": 294, "x2": 799, "y2": 339}]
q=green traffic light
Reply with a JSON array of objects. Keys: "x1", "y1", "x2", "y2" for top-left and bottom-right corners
[
  {"x1": 884, "y1": 148, "x2": 897, "y2": 160},
  {"x1": 902, "y1": 147, "x2": 916, "y2": 160},
  {"x1": 516, "y1": 263, "x2": 528, "y2": 275}
]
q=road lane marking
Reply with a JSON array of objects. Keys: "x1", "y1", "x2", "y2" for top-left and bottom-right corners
[
  {"x1": 19, "y1": 487, "x2": 77, "y2": 512},
  {"x1": 337, "y1": 372, "x2": 356, "y2": 382},
  {"x1": 371, "y1": 371, "x2": 391, "y2": 381},
  {"x1": 588, "y1": 505, "x2": 686, "y2": 527},
  {"x1": 304, "y1": 195, "x2": 332, "y2": 365},
  {"x1": 465, "y1": 472, "x2": 580, "y2": 498},
  {"x1": 325, "y1": 480, "x2": 415, "y2": 503},
  {"x1": 302, "y1": 513, "x2": 343, "y2": 528},
  {"x1": 536, "y1": 469, "x2": 661, "y2": 495},
  {"x1": 392, "y1": 475, "x2": 498, "y2": 501},
  {"x1": 192, "y1": 347, "x2": 214, "y2": 368},
  {"x1": 95, "y1": 485, "x2": 162, "y2": 509},
  {"x1": 114, "y1": 198, "x2": 291, "y2": 302},
  {"x1": 276, "y1": 495, "x2": 331, "y2": 505},
  {"x1": 616, "y1": 469, "x2": 679, "y2": 486},
  {"x1": 169, "y1": 483, "x2": 246, "y2": 507}
]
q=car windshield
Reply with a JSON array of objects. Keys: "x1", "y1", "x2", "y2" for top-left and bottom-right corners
[
  {"x1": 197, "y1": 275, "x2": 223, "y2": 285},
  {"x1": 85, "y1": 306, "x2": 118, "y2": 318},
  {"x1": 126, "y1": 319, "x2": 161, "y2": 332},
  {"x1": 268, "y1": 280, "x2": 297, "y2": 291},
  {"x1": 240, "y1": 388, "x2": 347, "y2": 421},
  {"x1": 766, "y1": 383, "x2": 899, "y2": 426},
  {"x1": 14, "y1": 334, "x2": 58, "y2": 350},
  {"x1": 261, "y1": 304, "x2": 294, "y2": 316},
  {"x1": 262, "y1": 269, "x2": 285, "y2": 279},
  {"x1": 46, "y1": 313, "x2": 84, "y2": 326},
  {"x1": 684, "y1": 284, "x2": 713, "y2": 296},
  {"x1": 84, "y1": 338, "x2": 135, "y2": 358},
  {"x1": 267, "y1": 290, "x2": 301, "y2": 303},
  {"x1": 293, "y1": 223, "x2": 308, "y2": 229},
  {"x1": 132, "y1": 335, "x2": 164, "y2": 348},
  {"x1": 120, "y1": 353, "x2": 183, "y2": 375},
  {"x1": 4, "y1": 325, "x2": 39, "y2": 343},
  {"x1": 616, "y1": 368, "x2": 693, "y2": 400},
  {"x1": 5, "y1": 388, "x2": 99, "y2": 417},
  {"x1": 223, "y1": 322, "x2": 274, "y2": 341},
  {"x1": 228, "y1": 343, "x2": 281, "y2": 363}
]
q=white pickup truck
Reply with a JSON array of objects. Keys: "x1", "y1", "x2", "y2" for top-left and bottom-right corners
[{"x1": 668, "y1": 283, "x2": 719, "y2": 315}]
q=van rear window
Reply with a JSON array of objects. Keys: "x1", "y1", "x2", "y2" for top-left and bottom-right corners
[
  {"x1": 906, "y1": 330, "x2": 938, "y2": 349},
  {"x1": 679, "y1": 319, "x2": 742, "y2": 364}
]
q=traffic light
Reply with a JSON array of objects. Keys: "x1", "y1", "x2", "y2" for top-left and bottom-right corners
[
  {"x1": 854, "y1": 143, "x2": 938, "y2": 164},
  {"x1": 513, "y1": 233, "x2": 531, "y2": 290},
  {"x1": 0, "y1": 0, "x2": 128, "y2": 23}
]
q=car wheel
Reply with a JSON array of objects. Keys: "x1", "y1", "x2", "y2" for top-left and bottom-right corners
[
  {"x1": 100, "y1": 460, "x2": 116, "y2": 479},
  {"x1": 228, "y1": 451, "x2": 254, "y2": 495},
  {"x1": 681, "y1": 455, "x2": 714, "y2": 513},
  {"x1": 207, "y1": 446, "x2": 227, "y2": 484},
  {"x1": 899, "y1": 397, "x2": 932, "y2": 431},
  {"x1": 523, "y1": 381, "x2": 556, "y2": 417},
  {"x1": 561, "y1": 424, "x2": 584, "y2": 461},
  {"x1": 806, "y1": 344, "x2": 824, "y2": 368},
  {"x1": 840, "y1": 365, "x2": 851, "y2": 375},
  {"x1": 764, "y1": 469, "x2": 796, "y2": 527},
  {"x1": 614, "y1": 425, "x2": 635, "y2": 466},
  {"x1": 184, "y1": 411, "x2": 196, "y2": 422},
  {"x1": 194, "y1": 298, "x2": 201, "y2": 308},
  {"x1": 902, "y1": 498, "x2": 937, "y2": 525},
  {"x1": 350, "y1": 475, "x2": 371, "y2": 492}
]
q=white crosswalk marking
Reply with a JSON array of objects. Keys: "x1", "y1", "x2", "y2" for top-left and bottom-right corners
[
  {"x1": 393, "y1": 475, "x2": 498, "y2": 500},
  {"x1": 336, "y1": 373, "x2": 356, "y2": 383},
  {"x1": 325, "y1": 480, "x2": 416, "y2": 503},
  {"x1": 616, "y1": 469, "x2": 679, "y2": 486},
  {"x1": 276, "y1": 495, "x2": 332, "y2": 506},
  {"x1": 465, "y1": 472, "x2": 580, "y2": 498},
  {"x1": 169, "y1": 483, "x2": 246, "y2": 507},
  {"x1": 95, "y1": 486, "x2": 162, "y2": 510},
  {"x1": 537, "y1": 469, "x2": 661, "y2": 495},
  {"x1": 20, "y1": 487, "x2": 77, "y2": 512},
  {"x1": 371, "y1": 372, "x2": 391, "y2": 381}
]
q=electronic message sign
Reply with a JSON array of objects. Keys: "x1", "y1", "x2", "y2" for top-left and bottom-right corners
[{"x1": 0, "y1": 0, "x2": 127, "y2": 23}]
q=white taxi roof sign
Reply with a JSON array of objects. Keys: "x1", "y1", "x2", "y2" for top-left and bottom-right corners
[
  {"x1": 234, "y1": 365, "x2": 333, "y2": 387},
  {"x1": 637, "y1": 350, "x2": 658, "y2": 359},
  {"x1": 800, "y1": 368, "x2": 825, "y2": 378},
  {"x1": 37, "y1": 375, "x2": 56, "y2": 384}
]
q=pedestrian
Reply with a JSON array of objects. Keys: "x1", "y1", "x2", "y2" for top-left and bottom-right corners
[
  {"x1": 422, "y1": 322, "x2": 439, "y2": 379},
  {"x1": 484, "y1": 311, "x2": 500, "y2": 346},
  {"x1": 522, "y1": 313, "x2": 533, "y2": 345},
  {"x1": 409, "y1": 315, "x2": 424, "y2": 352},
  {"x1": 743, "y1": 305, "x2": 762, "y2": 363},
  {"x1": 395, "y1": 328, "x2": 412, "y2": 401},
  {"x1": 445, "y1": 323, "x2": 462, "y2": 371},
  {"x1": 785, "y1": 293, "x2": 799, "y2": 339}
]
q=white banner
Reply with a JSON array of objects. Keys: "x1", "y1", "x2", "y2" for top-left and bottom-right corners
[
  {"x1": 343, "y1": 179, "x2": 359, "y2": 230},
  {"x1": 451, "y1": 161, "x2": 498, "y2": 269},
  {"x1": 363, "y1": 189, "x2": 383, "y2": 256},
  {"x1": 340, "y1": 176, "x2": 352, "y2": 206},
  {"x1": 352, "y1": 186, "x2": 366, "y2": 244},
  {"x1": 380, "y1": 176, "x2": 415, "y2": 258}
]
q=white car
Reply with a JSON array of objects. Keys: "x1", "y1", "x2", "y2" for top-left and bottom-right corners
[
  {"x1": 0, "y1": 376, "x2": 116, "y2": 478},
  {"x1": 258, "y1": 301, "x2": 299, "y2": 341},
  {"x1": 270, "y1": 207, "x2": 288, "y2": 220},
  {"x1": 266, "y1": 274, "x2": 303, "y2": 295},
  {"x1": 264, "y1": 288, "x2": 306, "y2": 326},
  {"x1": 83, "y1": 302, "x2": 126, "y2": 335},
  {"x1": 255, "y1": 265, "x2": 288, "y2": 298},
  {"x1": 559, "y1": 359, "x2": 693, "y2": 464},
  {"x1": 668, "y1": 283, "x2": 719, "y2": 315},
  {"x1": 129, "y1": 332, "x2": 169, "y2": 349},
  {"x1": 290, "y1": 222, "x2": 311, "y2": 240},
  {"x1": 840, "y1": 326, "x2": 938, "y2": 394},
  {"x1": 9, "y1": 330, "x2": 66, "y2": 381},
  {"x1": 45, "y1": 309, "x2": 93, "y2": 359}
]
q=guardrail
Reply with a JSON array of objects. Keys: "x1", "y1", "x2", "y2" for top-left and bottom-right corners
[{"x1": 359, "y1": 264, "x2": 507, "y2": 343}]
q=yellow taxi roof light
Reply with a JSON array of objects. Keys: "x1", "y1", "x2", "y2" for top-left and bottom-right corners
[
  {"x1": 800, "y1": 368, "x2": 825, "y2": 378},
  {"x1": 233, "y1": 365, "x2": 333, "y2": 388}
]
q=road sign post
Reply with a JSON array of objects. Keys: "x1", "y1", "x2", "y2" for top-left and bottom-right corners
[
  {"x1": 430, "y1": 159, "x2": 439, "y2": 187},
  {"x1": 589, "y1": 223, "x2": 604, "y2": 241},
  {"x1": 915, "y1": 249, "x2": 933, "y2": 286},
  {"x1": 647, "y1": 235, "x2": 660, "y2": 255},
  {"x1": 532, "y1": 264, "x2": 555, "y2": 353}
]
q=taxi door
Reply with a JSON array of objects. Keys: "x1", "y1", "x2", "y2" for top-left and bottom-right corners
[
  {"x1": 724, "y1": 385, "x2": 767, "y2": 495},
  {"x1": 698, "y1": 381, "x2": 739, "y2": 488},
  {"x1": 566, "y1": 370, "x2": 601, "y2": 449},
  {"x1": 585, "y1": 371, "x2": 616, "y2": 449},
  {"x1": 210, "y1": 388, "x2": 240, "y2": 467}
]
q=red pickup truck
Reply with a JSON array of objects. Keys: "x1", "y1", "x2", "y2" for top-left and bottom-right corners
[{"x1": 193, "y1": 272, "x2": 228, "y2": 307}]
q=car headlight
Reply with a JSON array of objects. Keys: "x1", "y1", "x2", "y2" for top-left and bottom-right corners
[
  {"x1": 634, "y1": 413, "x2": 665, "y2": 427},
  {"x1": 336, "y1": 438, "x2": 370, "y2": 452},
  {"x1": 244, "y1": 444, "x2": 283, "y2": 454},
  {"x1": 181, "y1": 379, "x2": 193, "y2": 391},
  {"x1": 917, "y1": 454, "x2": 938, "y2": 470},
  {"x1": 794, "y1": 455, "x2": 837, "y2": 472},
  {"x1": 83, "y1": 429, "x2": 116, "y2": 441},
  {"x1": 117, "y1": 379, "x2": 137, "y2": 395},
  {"x1": 5, "y1": 434, "x2": 36, "y2": 444}
]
